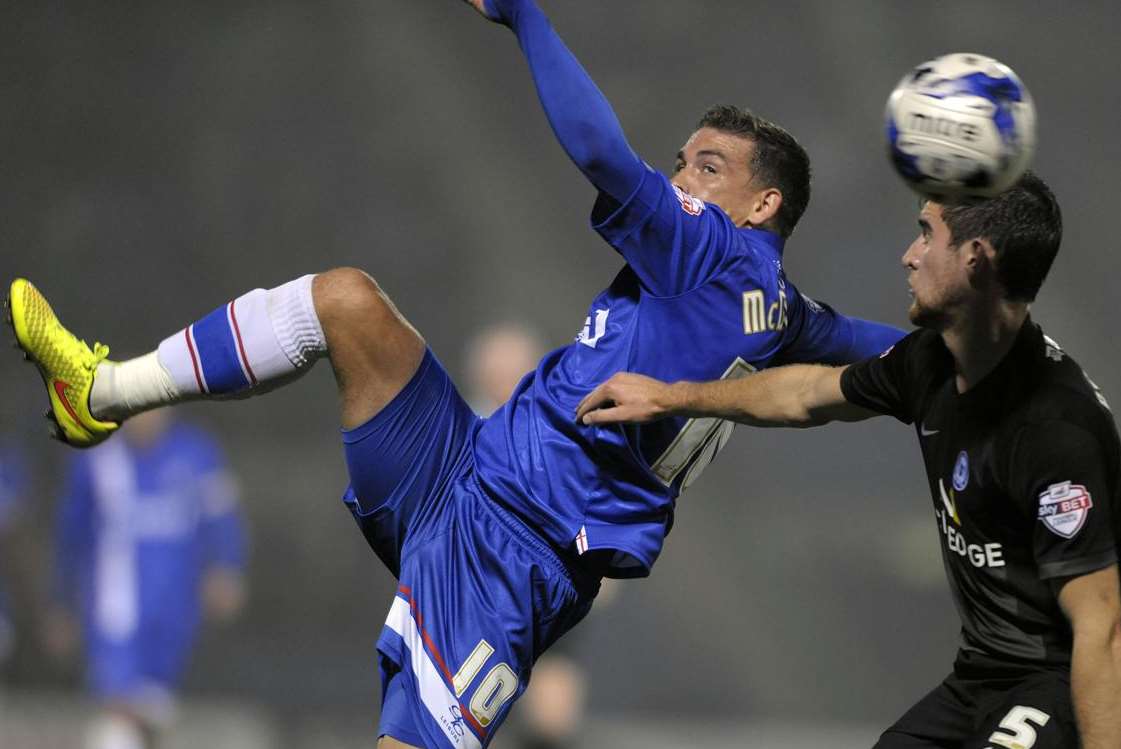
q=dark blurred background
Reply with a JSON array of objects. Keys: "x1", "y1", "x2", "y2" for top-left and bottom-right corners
[{"x1": 2, "y1": 1, "x2": 1118, "y2": 746}]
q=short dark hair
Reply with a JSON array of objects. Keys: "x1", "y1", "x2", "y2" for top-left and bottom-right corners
[
  {"x1": 697, "y1": 105, "x2": 811, "y2": 238},
  {"x1": 940, "y1": 172, "x2": 1062, "y2": 302}
]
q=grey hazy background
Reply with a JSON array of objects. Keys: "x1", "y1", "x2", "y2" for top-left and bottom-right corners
[{"x1": 2, "y1": 0, "x2": 1119, "y2": 744}]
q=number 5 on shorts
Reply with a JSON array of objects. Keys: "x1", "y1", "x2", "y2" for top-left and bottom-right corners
[
  {"x1": 451, "y1": 639, "x2": 518, "y2": 727},
  {"x1": 987, "y1": 705, "x2": 1050, "y2": 749}
]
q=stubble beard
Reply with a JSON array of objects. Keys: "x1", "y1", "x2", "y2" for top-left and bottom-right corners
[{"x1": 908, "y1": 297, "x2": 950, "y2": 331}]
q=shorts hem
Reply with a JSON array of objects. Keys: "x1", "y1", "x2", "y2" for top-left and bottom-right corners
[
  {"x1": 340, "y1": 349, "x2": 437, "y2": 445},
  {"x1": 378, "y1": 724, "x2": 430, "y2": 748}
]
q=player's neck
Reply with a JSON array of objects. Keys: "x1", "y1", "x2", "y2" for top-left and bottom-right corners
[{"x1": 941, "y1": 300, "x2": 1029, "y2": 394}]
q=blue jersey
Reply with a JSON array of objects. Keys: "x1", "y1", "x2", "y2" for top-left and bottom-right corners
[
  {"x1": 474, "y1": 169, "x2": 903, "y2": 577},
  {"x1": 54, "y1": 421, "x2": 245, "y2": 683}
]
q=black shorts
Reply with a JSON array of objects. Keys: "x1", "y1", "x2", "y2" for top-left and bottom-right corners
[{"x1": 874, "y1": 654, "x2": 1078, "y2": 749}]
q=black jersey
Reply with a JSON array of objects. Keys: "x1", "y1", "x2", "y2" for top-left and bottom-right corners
[{"x1": 840, "y1": 318, "x2": 1119, "y2": 667}]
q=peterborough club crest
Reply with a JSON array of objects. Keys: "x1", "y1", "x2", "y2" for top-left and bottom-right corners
[
  {"x1": 1037, "y1": 481, "x2": 1094, "y2": 538},
  {"x1": 952, "y1": 451, "x2": 969, "y2": 491}
]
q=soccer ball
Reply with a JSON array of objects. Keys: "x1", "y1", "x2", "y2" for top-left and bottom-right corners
[{"x1": 885, "y1": 53, "x2": 1036, "y2": 199}]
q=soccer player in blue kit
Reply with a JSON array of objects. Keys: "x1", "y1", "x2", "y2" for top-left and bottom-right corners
[
  {"x1": 50, "y1": 409, "x2": 247, "y2": 749},
  {"x1": 9, "y1": 1, "x2": 904, "y2": 746}
]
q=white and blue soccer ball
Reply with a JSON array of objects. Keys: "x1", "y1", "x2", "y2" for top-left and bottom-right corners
[{"x1": 886, "y1": 53, "x2": 1036, "y2": 199}]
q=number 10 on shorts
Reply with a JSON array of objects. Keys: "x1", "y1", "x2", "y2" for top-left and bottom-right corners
[{"x1": 451, "y1": 639, "x2": 518, "y2": 727}]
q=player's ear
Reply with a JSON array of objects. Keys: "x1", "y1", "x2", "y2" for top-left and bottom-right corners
[
  {"x1": 750, "y1": 187, "x2": 783, "y2": 229},
  {"x1": 965, "y1": 237, "x2": 998, "y2": 287}
]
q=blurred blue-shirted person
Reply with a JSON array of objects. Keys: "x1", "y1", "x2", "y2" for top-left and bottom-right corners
[
  {"x1": 0, "y1": 442, "x2": 32, "y2": 664},
  {"x1": 49, "y1": 409, "x2": 247, "y2": 749}
]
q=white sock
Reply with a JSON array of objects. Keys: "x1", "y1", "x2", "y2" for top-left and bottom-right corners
[
  {"x1": 91, "y1": 353, "x2": 179, "y2": 421},
  {"x1": 90, "y1": 275, "x2": 326, "y2": 421},
  {"x1": 85, "y1": 715, "x2": 145, "y2": 749}
]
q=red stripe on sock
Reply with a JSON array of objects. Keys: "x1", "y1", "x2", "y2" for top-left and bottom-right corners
[
  {"x1": 184, "y1": 327, "x2": 207, "y2": 393},
  {"x1": 228, "y1": 300, "x2": 258, "y2": 385}
]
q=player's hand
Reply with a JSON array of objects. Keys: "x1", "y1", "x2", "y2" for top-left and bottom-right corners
[
  {"x1": 42, "y1": 606, "x2": 79, "y2": 661},
  {"x1": 203, "y1": 568, "x2": 246, "y2": 623},
  {"x1": 458, "y1": 0, "x2": 526, "y2": 26},
  {"x1": 576, "y1": 373, "x2": 680, "y2": 426}
]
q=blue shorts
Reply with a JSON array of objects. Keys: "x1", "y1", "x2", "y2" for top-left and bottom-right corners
[
  {"x1": 85, "y1": 625, "x2": 189, "y2": 720},
  {"x1": 341, "y1": 350, "x2": 598, "y2": 748}
]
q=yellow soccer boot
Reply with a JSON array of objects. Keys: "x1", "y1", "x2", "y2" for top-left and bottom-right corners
[{"x1": 6, "y1": 279, "x2": 119, "y2": 447}]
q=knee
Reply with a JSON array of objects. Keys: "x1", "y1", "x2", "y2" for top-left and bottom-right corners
[{"x1": 313, "y1": 267, "x2": 393, "y2": 329}]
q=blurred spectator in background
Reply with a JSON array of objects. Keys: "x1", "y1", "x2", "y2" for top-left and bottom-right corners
[
  {"x1": 465, "y1": 322, "x2": 588, "y2": 749},
  {"x1": 465, "y1": 322, "x2": 546, "y2": 417},
  {"x1": 0, "y1": 441, "x2": 34, "y2": 668},
  {"x1": 46, "y1": 409, "x2": 247, "y2": 749}
]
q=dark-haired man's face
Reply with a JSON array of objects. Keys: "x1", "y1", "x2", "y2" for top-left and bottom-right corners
[
  {"x1": 672, "y1": 128, "x2": 772, "y2": 228},
  {"x1": 902, "y1": 202, "x2": 973, "y2": 328}
]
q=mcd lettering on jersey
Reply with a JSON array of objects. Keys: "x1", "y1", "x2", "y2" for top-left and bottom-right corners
[
  {"x1": 742, "y1": 289, "x2": 788, "y2": 335},
  {"x1": 1037, "y1": 481, "x2": 1093, "y2": 538}
]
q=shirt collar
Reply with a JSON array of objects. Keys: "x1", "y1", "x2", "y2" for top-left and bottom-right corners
[
  {"x1": 957, "y1": 316, "x2": 1042, "y2": 408},
  {"x1": 741, "y1": 226, "x2": 786, "y2": 258}
]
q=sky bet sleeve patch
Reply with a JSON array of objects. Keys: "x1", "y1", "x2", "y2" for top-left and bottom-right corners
[
  {"x1": 671, "y1": 185, "x2": 705, "y2": 216},
  {"x1": 1037, "y1": 481, "x2": 1093, "y2": 539}
]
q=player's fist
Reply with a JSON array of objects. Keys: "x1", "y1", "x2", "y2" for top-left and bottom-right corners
[{"x1": 458, "y1": 0, "x2": 528, "y2": 26}]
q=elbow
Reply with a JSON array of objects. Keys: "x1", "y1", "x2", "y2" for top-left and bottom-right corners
[
  {"x1": 1109, "y1": 618, "x2": 1121, "y2": 661},
  {"x1": 570, "y1": 148, "x2": 610, "y2": 181},
  {"x1": 793, "y1": 409, "x2": 831, "y2": 429},
  {"x1": 566, "y1": 124, "x2": 630, "y2": 180},
  {"x1": 1073, "y1": 614, "x2": 1121, "y2": 663},
  {"x1": 798, "y1": 393, "x2": 835, "y2": 428},
  {"x1": 754, "y1": 402, "x2": 825, "y2": 429}
]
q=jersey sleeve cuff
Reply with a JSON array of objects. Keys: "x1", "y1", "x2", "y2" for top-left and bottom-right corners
[
  {"x1": 838, "y1": 365, "x2": 912, "y2": 423},
  {"x1": 1036, "y1": 547, "x2": 1118, "y2": 580},
  {"x1": 837, "y1": 366, "x2": 866, "y2": 406},
  {"x1": 590, "y1": 165, "x2": 661, "y2": 246}
]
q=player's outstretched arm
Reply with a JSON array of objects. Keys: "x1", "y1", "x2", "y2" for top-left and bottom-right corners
[
  {"x1": 576, "y1": 365, "x2": 879, "y2": 428},
  {"x1": 456, "y1": 0, "x2": 645, "y2": 203},
  {"x1": 1057, "y1": 564, "x2": 1121, "y2": 748},
  {"x1": 459, "y1": 0, "x2": 508, "y2": 23}
]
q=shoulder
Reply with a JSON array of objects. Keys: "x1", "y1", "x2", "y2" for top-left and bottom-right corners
[
  {"x1": 906, "y1": 327, "x2": 944, "y2": 355},
  {"x1": 1018, "y1": 340, "x2": 1115, "y2": 433},
  {"x1": 704, "y1": 227, "x2": 786, "y2": 293},
  {"x1": 1001, "y1": 377, "x2": 1119, "y2": 477},
  {"x1": 878, "y1": 327, "x2": 944, "y2": 370}
]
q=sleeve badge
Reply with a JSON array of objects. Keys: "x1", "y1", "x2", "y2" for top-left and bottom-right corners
[
  {"x1": 672, "y1": 185, "x2": 705, "y2": 216},
  {"x1": 1037, "y1": 481, "x2": 1093, "y2": 538}
]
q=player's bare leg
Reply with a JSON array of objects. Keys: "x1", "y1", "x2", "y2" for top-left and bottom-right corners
[
  {"x1": 311, "y1": 268, "x2": 425, "y2": 429},
  {"x1": 7, "y1": 268, "x2": 425, "y2": 445}
]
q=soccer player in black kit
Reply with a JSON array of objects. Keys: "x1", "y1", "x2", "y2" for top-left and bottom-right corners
[{"x1": 576, "y1": 173, "x2": 1121, "y2": 748}]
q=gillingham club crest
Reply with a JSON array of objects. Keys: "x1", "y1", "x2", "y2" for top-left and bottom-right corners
[{"x1": 1037, "y1": 481, "x2": 1094, "y2": 538}]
